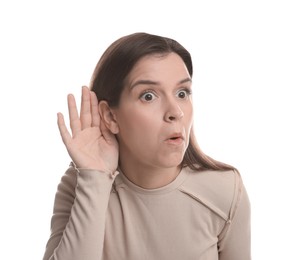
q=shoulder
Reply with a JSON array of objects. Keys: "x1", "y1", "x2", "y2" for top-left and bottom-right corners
[{"x1": 179, "y1": 167, "x2": 244, "y2": 221}]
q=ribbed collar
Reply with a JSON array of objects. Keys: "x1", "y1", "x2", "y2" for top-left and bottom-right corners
[{"x1": 114, "y1": 167, "x2": 191, "y2": 195}]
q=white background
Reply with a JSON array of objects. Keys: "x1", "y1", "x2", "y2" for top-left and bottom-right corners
[{"x1": 0, "y1": 0, "x2": 303, "y2": 259}]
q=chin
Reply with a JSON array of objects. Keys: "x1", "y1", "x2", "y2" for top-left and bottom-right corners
[{"x1": 159, "y1": 154, "x2": 184, "y2": 168}]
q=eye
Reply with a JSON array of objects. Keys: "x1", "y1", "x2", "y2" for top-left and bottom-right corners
[
  {"x1": 177, "y1": 88, "x2": 192, "y2": 99},
  {"x1": 140, "y1": 91, "x2": 157, "y2": 102}
]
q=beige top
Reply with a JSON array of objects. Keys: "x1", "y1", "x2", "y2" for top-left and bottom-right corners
[{"x1": 43, "y1": 165, "x2": 251, "y2": 260}]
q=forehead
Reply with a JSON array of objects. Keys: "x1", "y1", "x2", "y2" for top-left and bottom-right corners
[{"x1": 125, "y1": 53, "x2": 190, "y2": 85}]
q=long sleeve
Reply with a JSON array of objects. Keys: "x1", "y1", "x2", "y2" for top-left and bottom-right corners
[
  {"x1": 43, "y1": 165, "x2": 118, "y2": 260},
  {"x1": 218, "y1": 177, "x2": 251, "y2": 260}
]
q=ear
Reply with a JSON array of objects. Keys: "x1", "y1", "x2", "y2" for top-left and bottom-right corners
[{"x1": 98, "y1": 101, "x2": 119, "y2": 134}]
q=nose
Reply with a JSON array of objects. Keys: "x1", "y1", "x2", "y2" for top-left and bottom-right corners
[{"x1": 164, "y1": 101, "x2": 184, "y2": 122}]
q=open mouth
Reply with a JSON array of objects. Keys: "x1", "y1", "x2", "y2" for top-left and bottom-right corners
[{"x1": 166, "y1": 134, "x2": 184, "y2": 145}]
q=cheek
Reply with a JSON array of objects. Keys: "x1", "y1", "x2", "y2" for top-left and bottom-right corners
[
  {"x1": 117, "y1": 108, "x2": 159, "y2": 137},
  {"x1": 183, "y1": 103, "x2": 194, "y2": 125}
]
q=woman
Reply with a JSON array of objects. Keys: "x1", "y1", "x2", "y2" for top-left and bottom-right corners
[{"x1": 43, "y1": 32, "x2": 251, "y2": 260}]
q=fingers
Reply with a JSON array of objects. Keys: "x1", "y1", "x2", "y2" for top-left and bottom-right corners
[
  {"x1": 64, "y1": 86, "x2": 101, "y2": 138},
  {"x1": 68, "y1": 94, "x2": 81, "y2": 136},
  {"x1": 80, "y1": 86, "x2": 92, "y2": 129},
  {"x1": 57, "y1": 112, "x2": 71, "y2": 145},
  {"x1": 90, "y1": 91, "x2": 100, "y2": 127}
]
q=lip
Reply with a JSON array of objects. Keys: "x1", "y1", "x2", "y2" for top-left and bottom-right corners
[{"x1": 165, "y1": 133, "x2": 185, "y2": 145}]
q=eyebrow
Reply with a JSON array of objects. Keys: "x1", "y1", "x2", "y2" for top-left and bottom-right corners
[{"x1": 129, "y1": 77, "x2": 192, "y2": 90}]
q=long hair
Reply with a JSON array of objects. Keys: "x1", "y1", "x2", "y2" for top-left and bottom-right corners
[{"x1": 90, "y1": 32, "x2": 235, "y2": 172}]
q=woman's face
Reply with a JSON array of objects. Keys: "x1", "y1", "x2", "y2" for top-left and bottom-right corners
[{"x1": 112, "y1": 52, "x2": 193, "y2": 169}]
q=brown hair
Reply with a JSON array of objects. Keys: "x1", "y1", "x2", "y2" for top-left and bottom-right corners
[{"x1": 90, "y1": 32, "x2": 234, "y2": 172}]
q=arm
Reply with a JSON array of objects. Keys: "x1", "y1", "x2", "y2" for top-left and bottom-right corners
[
  {"x1": 43, "y1": 166, "x2": 118, "y2": 260},
  {"x1": 43, "y1": 86, "x2": 119, "y2": 259},
  {"x1": 218, "y1": 174, "x2": 251, "y2": 260}
]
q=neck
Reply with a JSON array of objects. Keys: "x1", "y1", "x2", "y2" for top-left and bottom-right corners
[{"x1": 118, "y1": 160, "x2": 181, "y2": 189}]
